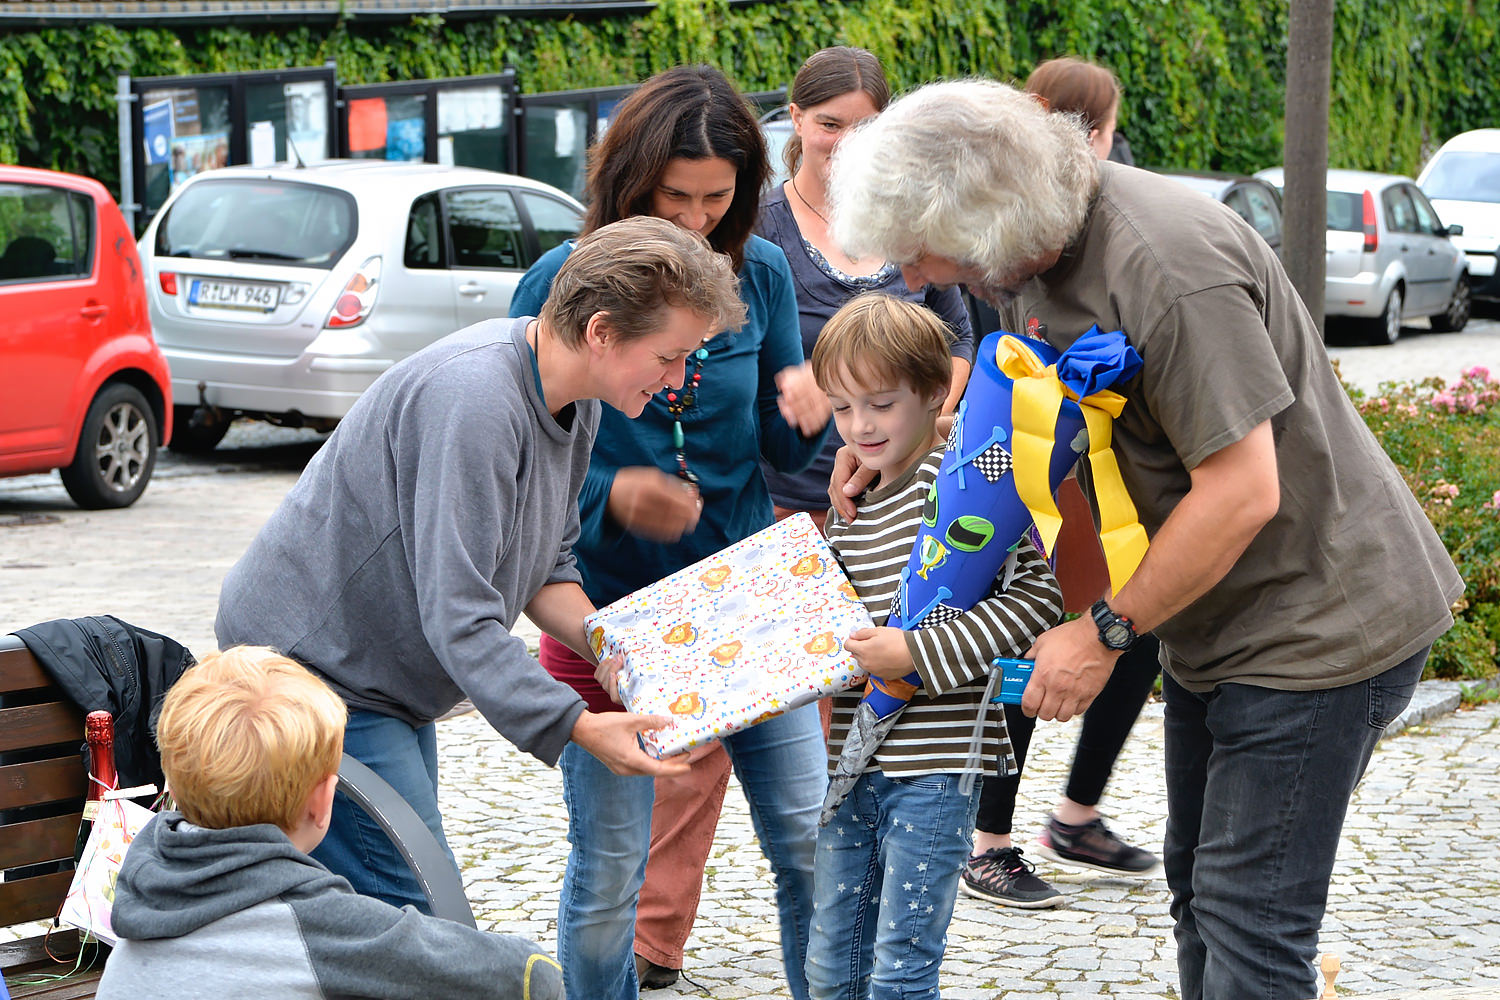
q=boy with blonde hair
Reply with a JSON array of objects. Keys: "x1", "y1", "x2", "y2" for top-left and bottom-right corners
[
  {"x1": 97, "y1": 646, "x2": 564, "y2": 1000},
  {"x1": 804, "y1": 294, "x2": 1063, "y2": 999}
]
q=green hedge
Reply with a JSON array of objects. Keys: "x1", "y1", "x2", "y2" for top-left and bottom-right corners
[{"x1": 2, "y1": 0, "x2": 1497, "y2": 199}]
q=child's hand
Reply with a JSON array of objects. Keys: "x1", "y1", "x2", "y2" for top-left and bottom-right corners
[{"x1": 844, "y1": 627, "x2": 914, "y2": 679}]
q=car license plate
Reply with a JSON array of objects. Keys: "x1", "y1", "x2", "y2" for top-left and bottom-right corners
[{"x1": 188, "y1": 279, "x2": 279, "y2": 312}]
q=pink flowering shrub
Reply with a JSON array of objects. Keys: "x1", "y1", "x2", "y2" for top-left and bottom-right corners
[{"x1": 1343, "y1": 364, "x2": 1500, "y2": 681}]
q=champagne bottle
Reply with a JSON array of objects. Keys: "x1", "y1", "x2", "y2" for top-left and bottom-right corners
[{"x1": 73, "y1": 710, "x2": 118, "y2": 863}]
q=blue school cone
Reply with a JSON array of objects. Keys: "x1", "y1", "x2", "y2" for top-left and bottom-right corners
[{"x1": 819, "y1": 328, "x2": 1147, "y2": 825}]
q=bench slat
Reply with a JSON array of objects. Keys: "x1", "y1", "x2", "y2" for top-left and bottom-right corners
[
  {"x1": 1, "y1": 927, "x2": 106, "y2": 1000},
  {"x1": 0, "y1": 870, "x2": 76, "y2": 928},
  {"x1": 8, "y1": 972, "x2": 108, "y2": 1000},
  {"x1": 0, "y1": 702, "x2": 85, "y2": 754},
  {"x1": 0, "y1": 757, "x2": 87, "y2": 811},
  {"x1": 0, "y1": 640, "x2": 52, "y2": 694},
  {"x1": 0, "y1": 813, "x2": 84, "y2": 870},
  {"x1": 0, "y1": 928, "x2": 88, "y2": 968}
]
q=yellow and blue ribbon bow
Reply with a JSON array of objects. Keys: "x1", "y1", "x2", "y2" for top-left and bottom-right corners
[{"x1": 1000, "y1": 326, "x2": 1148, "y2": 596}]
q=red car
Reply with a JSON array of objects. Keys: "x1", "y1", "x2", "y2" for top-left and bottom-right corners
[{"x1": 0, "y1": 165, "x2": 172, "y2": 508}]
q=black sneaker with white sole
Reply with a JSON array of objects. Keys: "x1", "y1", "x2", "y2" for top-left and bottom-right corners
[
  {"x1": 959, "y1": 846, "x2": 1064, "y2": 908},
  {"x1": 1033, "y1": 813, "x2": 1161, "y2": 876}
]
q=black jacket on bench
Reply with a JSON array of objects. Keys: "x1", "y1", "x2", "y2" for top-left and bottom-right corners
[{"x1": 12, "y1": 615, "x2": 194, "y2": 793}]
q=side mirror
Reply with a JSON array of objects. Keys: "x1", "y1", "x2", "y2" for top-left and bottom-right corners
[{"x1": 1447, "y1": 223, "x2": 1465, "y2": 237}]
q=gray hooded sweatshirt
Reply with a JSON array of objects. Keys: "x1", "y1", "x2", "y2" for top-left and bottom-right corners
[{"x1": 96, "y1": 812, "x2": 563, "y2": 1000}]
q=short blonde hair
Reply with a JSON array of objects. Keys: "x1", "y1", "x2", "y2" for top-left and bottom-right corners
[
  {"x1": 157, "y1": 646, "x2": 346, "y2": 831},
  {"x1": 811, "y1": 294, "x2": 952, "y2": 402},
  {"x1": 540, "y1": 216, "x2": 747, "y2": 348},
  {"x1": 829, "y1": 79, "x2": 1098, "y2": 285}
]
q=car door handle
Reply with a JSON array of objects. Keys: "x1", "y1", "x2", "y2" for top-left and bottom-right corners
[
  {"x1": 79, "y1": 303, "x2": 109, "y2": 320},
  {"x1": 458, "y1": 282, "x2": 487, "y2": 298}
]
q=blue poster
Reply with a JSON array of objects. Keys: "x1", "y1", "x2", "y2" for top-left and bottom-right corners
[{"x1": 143, "y1": 99, "x2": 173, "y2": 166}]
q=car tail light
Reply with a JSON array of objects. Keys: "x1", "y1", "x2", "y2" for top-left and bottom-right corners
[
  {"x1": 325, "y1": 256, "x2": 382, "y2": 329},
  {"x1": 158, "y1": 271, "x2": 178, "y2": 295},
  {"x1": 1362, "y1": 191, "x2": 1378, "y2": 253}
]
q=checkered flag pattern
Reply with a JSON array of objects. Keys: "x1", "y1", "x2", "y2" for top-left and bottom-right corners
[
  {"x1": 916, "y1": 602, "x2": 966, "y2": 629},
  {"x1": 972, "y1": 442, "x2": 1013, "y2": 483}
]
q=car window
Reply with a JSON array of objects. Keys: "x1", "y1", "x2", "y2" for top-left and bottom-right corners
[
  {"x1": 444, "y1": 188, "x2": 526, "y2": 270},
  {"x1": 1406, "y1": 185, "x2": 1444, "y2": 233},
  {"x1": 1327, "y1": 191, "x2": 1362, "y2": 232},
  {"x1": 1222, "y1": 188, "x2": 1251, "y2": 225},
  {"x1": 404, "y1": 193, "x2": 444, "y2": 270},
  {"x1": 0, "y1": 182, "x2": 92, "y2": 283},
  {"x1": 515, "y1": 190, "x2": 582, "y2": 259},
  {"x1": 1421, "y1": 151, "x2": 1500, "y2": 204},
  {"x1": 155, "y1": 178, "x2": 357, "y2": 268},
  {"x1": 1382, "y1": 186, "x2": 1418, "y2": 234},
  {"x1": 1242, "y1": 186, "x2": 1281, "y2": 240}
]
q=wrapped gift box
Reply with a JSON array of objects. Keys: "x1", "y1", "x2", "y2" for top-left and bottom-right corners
[{"x1": 585, "y1": 512, "x2": 873, "y2": 756}]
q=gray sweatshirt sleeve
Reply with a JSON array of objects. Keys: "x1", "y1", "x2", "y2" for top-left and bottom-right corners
[
  {"x1": 292, "y1": 890, "x2": 564, "y2": 999},
  {"x1": 393, "y1": 366, "x2": 585, "y2": 764}
]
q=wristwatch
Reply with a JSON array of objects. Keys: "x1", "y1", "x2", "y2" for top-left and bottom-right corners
[{"x1": 1090, "y1": 599, "x2": 1138, "y2": 651}]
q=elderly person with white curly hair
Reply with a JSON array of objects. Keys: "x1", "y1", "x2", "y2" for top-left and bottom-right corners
[{"x1": 826, "y1": 78, "x2": 1461, "y2": 1000}]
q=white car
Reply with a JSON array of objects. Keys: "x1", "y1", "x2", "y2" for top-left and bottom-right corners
[
  {"x1": 1418, "y1": 128, "x2": 1500, "y2": 303},
  {"x1": 1255, "y1": 166, "x2": 1469, "y2": 344},
  {"x1": 138, "y1": 161, "x2": 584, "y2": 451}
]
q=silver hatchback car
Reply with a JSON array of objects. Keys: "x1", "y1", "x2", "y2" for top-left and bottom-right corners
[
  {"x1": 1257, "y1": 167, "x2": 1469, "y2": 344},
  {"x1": 138, "y1": 161, "x2": 584, "y2": 450}
]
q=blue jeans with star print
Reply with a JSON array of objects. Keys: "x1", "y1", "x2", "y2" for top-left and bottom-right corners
[{"x1": 805, "y1": 769, "x2": 982, "y2": 1000}]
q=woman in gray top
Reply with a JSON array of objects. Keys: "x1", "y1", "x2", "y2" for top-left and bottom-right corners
[
  {"x1": 757, "y1": 46, "x2": 975, "y2": 525},
  {"x1": 215, "y1": 218, "x2": 742, "y2": 914}
]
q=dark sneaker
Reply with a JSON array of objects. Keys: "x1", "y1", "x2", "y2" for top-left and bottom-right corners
[
  {"x1": 1034, "y1": 813, "x2": 1161, "y2": 876},
  {"x1": 635, "y1": 954, "x2": 681, "y2": 991},
  {"x1": 960, "y1": 846, "x2": 1064, "y2": 908}
]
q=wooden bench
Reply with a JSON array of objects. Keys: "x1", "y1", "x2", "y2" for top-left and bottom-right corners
[
  {"x1": 1, "y1": 633, "x2": 474, "y2": 997},
  {"x1": 0, "y1": 634, "x2": 99, "y2": 998}
]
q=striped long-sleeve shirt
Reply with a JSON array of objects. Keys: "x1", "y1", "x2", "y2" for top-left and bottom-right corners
[{"x1": 825, "y1": 446, "x2": 1064, "y2": 777}]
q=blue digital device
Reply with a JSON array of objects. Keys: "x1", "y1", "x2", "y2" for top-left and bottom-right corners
[{"x1": 990, "y1": 657, "x2": 1034, "y2": 705}]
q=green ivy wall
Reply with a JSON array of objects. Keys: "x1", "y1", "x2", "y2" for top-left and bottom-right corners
[{"x1": 1, "y1": 0, "x2": 1495, "y2": 199}]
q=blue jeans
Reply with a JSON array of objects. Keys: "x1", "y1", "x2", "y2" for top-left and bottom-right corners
[
  {"x1": 1162, "y1": 647, "x2": 1428, "y2": 1000},
  {"x1": 558, "y1": 703, "x2": 825, "y2": 1000},
  {"x1": 804, "y1": 770, "x2": 981, "y2": 1000},
  {"x1": 311, "y1": 708, "x2": 457, "y2": 913}
]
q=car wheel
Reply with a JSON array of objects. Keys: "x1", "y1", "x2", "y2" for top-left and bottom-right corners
[
  {"x1": 60, "y1": 383, "x2": 158, "y2": 509},
  {"x1": 1366, "y1": 286, "x2": 1403, "y2": 346},
  {"x1": 168, "y1": 403, "x2": 231, "y2": 453},
  {"x1": 1430, "y1": 279, "x2": 1471, "y2": 333}
]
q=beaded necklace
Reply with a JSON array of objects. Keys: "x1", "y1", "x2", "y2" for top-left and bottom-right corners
[{"x1": 665, "y1": 341, "x2": 710, "y2": 486}]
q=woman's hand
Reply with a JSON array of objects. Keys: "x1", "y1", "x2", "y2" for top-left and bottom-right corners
[
  {"x1": 843, "y1": 626, "x2": 915, "y2": 679},
  {"x1": 827, "y1": 444, "x2": 878, "y2": 521},
  {"x1": 775, "y1": 362, "x2": 832, "y2": 437},
  {"x1": 594, "y1": 655, "x2": 625, "y2": 705},
  {"x1": 607, "y1": 467, "x2": 702, "y2": 542}
]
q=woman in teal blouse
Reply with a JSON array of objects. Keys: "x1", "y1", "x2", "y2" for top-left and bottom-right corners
[{"x1": 509, "y1": 64, "x2": 831, "y2": 1000}]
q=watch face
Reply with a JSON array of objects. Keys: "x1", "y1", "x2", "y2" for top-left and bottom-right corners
[{"x1": 1103, "y1": 622, "x2": 1133, "y2": 648}]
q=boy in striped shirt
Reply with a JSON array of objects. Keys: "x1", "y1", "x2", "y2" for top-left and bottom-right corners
[{"x1": 804, "y1": 294, "x2": 1063, "y2": 999}]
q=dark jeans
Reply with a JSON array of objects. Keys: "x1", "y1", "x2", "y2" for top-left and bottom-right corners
[
  {"x1": 975, "y1": 636, "x2": 1162, "y2": 835},
  {"x1": 1162, "y1": 646, "x2": 1428, "y2": 1000},
  {"x1": 310, "y1": 708, "x2": 456, "y2": 913}
]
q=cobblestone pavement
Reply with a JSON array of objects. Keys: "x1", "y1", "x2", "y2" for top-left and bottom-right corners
[{"x1": 3, "y1": 320, "x2": 1498, "y2": 995}]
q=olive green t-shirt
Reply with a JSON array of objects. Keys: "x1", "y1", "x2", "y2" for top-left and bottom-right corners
[{"x1": 1002, "y1": 163, "x2": 1462, "y2": 692}]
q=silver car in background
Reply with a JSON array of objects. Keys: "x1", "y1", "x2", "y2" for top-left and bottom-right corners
[
  {"x1": 138, "y1": 161, "x2": 584, "y2": 450},
  {"x1": 1256, "y1": 167, "x2": 1469, "y2": 344}
]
